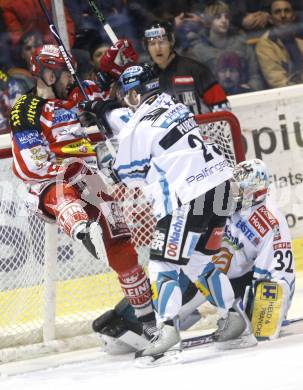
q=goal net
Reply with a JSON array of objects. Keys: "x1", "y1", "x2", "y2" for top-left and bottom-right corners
[{"x1": 0, "y1": 112, "x2": 244, "y2": 362}]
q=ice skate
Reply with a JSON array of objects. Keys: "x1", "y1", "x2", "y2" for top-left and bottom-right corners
[
  {"x1": 214, "y1": 298, "x2": 258, "y2": 350},
  {"x1": 135, "y1": 320, "x2": 182, "y2": 367}
]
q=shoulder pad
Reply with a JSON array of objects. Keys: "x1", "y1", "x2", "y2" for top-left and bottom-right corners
[{"x1": 10, "y1": 94, "x2": 46, "y2": 134}]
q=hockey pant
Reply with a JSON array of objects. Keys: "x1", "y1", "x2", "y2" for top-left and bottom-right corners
[
  {"x1": 40, "y1": 177, "x2": 153, "y2": 321},
  {"x1": 149, "y1": 181, "x2": 235, "y2": 323}
]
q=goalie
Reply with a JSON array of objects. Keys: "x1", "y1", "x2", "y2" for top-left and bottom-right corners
[{"x1": 93, "y1": 159, "x2": 295, "y2": 353}]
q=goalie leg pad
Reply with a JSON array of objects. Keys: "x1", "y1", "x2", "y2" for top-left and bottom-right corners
[{"x1": 251, "y1": 279, "x2": 289, "y2": 340}]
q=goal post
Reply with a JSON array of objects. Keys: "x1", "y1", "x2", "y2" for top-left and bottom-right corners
[{"x1": 0, "y1": 111, "x2": 245, "y2": 362}]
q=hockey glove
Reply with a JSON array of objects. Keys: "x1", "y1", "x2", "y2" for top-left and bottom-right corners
[
  {"x1": 78, "y1": 99, "x2": 122, "y2": 134},
  {"x1": 99, "y1": 39, "x2": 138, "y2": 79}
]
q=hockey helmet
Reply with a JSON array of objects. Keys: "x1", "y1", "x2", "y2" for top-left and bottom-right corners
[
  {"x1": 144, "y1": 20, "x2": 175, "y2": 44},
  {"x1": 231, "y1": 159, "x2": 270, "y2": 208},
  {"x1": 118, "y1": 64, "x2": 159, "y2": 98},
  {"x1": 31, "y1": 44, "x2": 71, "y2": 77}
]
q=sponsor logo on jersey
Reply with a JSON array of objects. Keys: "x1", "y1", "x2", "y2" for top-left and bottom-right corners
[
  {"x1": 186, "y1": 160, "x2": 227, "y2": 184},
  {"x1": 249, "y1": 212, "x2": 269, "y2": 237},
  {"x1": 172, "y1": 76, "x2": 194, "y2": 85},
  {"x1": 223, "y1": 224, "x2": 244, "y2": 250},
  {"x1": 256, "y1": 205, "x2": 278, "y2": 228},
  {"x1": 29, "y1": 145, "x2": 48, "y2": 168},
  {"x1": 14, "y1": 129, "x2": 43, "y2": 150},
  {"x1": 10, "y1": 95, "x2": 27, "y2": 127},
  {"x1": 53, "y1": 109, "x2": 77, "y2": 125},
  {"x1": 273, "y1": 242, "x2": 291, "y2": 250},
  {"x1": 158, "y1": 104, "x2": 189, "y2": 128},
  {"x1": 61, "y1": 139, "x2": 94, "y2": 155},
  {"x1": 235, "y1": 219, "x2": 260, "y2": 246},
  {"x1": 164, "y1": 205, "x2": 189, "y2": 260},
  {"x1": 150, "y1": 228, "x2": 166, "y2": 257},
  {"x1": 256, "y1": 205, "x2": 281, "y2": 241},
  {"x1": 27, "y1": 97, "x2": 40, "y2": 125}
]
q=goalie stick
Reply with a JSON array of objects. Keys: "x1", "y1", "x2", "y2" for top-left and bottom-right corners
[{"x1": 181, "y1": 317, "x2": 303, "y2": 350}]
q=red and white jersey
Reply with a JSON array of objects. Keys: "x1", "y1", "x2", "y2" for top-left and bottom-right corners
[
  {"x1": 213, "y1": 198, "x2": 295, "y2": 295},
  {"x1": 10, "y1": 80, "x2": 104, "y2": 184}
]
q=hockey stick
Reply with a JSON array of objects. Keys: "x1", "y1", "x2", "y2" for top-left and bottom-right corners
[
  {"x1": 38, "y1": 0, "x2": 118, "y2": 156},
  {"x1": 38, "y1": 0, "x2": 89, "y2": 101},
  {"x1": 181, "y1": 317, "x2": 303, "y2": 350},
  {"x1": 87, "y1": 0, "x2": 118, "y2": 44}
]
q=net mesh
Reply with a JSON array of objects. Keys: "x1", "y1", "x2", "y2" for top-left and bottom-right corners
[{"x1": 0, "y1": 113, "x2": 242, "y2": 355}]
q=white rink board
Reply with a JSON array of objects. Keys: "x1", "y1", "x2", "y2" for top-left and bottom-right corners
[{"x1": 230, "y1": 84, "x2": 303, "y2": 238}]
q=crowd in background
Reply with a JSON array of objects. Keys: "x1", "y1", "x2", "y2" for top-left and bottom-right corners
[{"x1": 1, "y1": 0, "x2": 303, "y2": 134}]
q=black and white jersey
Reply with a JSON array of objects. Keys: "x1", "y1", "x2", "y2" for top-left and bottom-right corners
[{"x1": 153, "y1": 54, "x2": 230, "y2": 114}]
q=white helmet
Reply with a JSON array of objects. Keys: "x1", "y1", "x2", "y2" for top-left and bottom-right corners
[{"x1": 231, "y1": 159, "x2": 270, "y2": 208}]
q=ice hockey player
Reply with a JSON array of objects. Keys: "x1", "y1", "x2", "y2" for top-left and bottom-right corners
[
  {"x1": 211, "y1": 158, "x2": 295, "y2": 340},
  {"x1": 93, "y1": 159, "x2": 295, "y2": 354},
  {"x1": 82, "y1": 64, "x2": 257, "y2": 363},
  {"x1": 9, "y1": 44, "x2": 156, "y2": 334},
  {"x1": 99, "y1": 21, "x2": 229, "y2": 115}
]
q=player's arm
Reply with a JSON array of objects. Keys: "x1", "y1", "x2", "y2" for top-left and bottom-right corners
[
  {"x1": 10, "y1": 95, "x2": 65, "y2": 181},
  {"x1": 194, "y1": 62, "x2": 230, "y2": 112}
]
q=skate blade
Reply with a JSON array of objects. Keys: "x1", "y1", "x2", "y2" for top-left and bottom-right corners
[
  {"x1": 134, "y1": 349, "x2": 182, "y2": 368},
  {"x1": 215, "y1": 333, "x2": 258, "y2": 351}
]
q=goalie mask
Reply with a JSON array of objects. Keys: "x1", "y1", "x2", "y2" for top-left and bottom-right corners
[
  {"x1": 231, "y1": 159, "x2": 270, "y2": 209},
  {"x1": 117, "y1": 64, "x2": 159, "y2": 110}
]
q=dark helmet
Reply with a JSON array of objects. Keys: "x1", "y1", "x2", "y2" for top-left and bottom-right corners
[
  {"x1": 144, "y1": 20, "x2": 175, "y2": 44},
  {"x1": 118, "y1": 64, "x2": 159, "y2": 97},
  {"x1": 31, "y1": 44, "x2": 71, "y2": 77}
]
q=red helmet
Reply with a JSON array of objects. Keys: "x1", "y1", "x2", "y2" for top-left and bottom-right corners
[{"x1": 31, "y1": 44, "x2": 69, "y2": 76}]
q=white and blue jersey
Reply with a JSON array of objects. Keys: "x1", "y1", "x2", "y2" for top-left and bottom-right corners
[
  {"x1": 110, "y1": 93, "x2": 232, "y2": 220},
  {"x1": 212, "y1": 198, "x2": 295, "y2": 298}
]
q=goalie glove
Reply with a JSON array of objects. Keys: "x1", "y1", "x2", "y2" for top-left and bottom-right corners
[
  {"x1": 94, "y1": 139, "x2": 120, "y2": 185},
  {"x1": 99, "y1": 39, "x2": 138, "y2": 79}
]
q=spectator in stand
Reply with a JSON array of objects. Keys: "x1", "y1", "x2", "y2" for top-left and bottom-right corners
[
  {"x1": 186, "y1": 1, "x2": 264, "y2": 92},
  {"x1": 0, "y1": 68, "x2": 21, "y2": 134},
  {"x1": 7, "y1": 30, "x2": 42, "y2": 94},
  {"x1": 215, "y1": 51, "x2": 254, "y2": 95},
  {"x1": 83, "y1": 39, "x2": 111, "y2": 84},
  {"x1": 256, "y1": 0, "x2": 303, "y2": 88},
  {"x1": 237, "y1": 1, "x2": 272, "y2": 39},
  {"x1": 0, "y1": 0, "x2": 75, "y2": 48},
  {"x1": 0, "y1": 7, "x2": 14, "y2": 70},
  {"x1": 237, "y1": 0, "x2": 303, "y2": 39}
]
